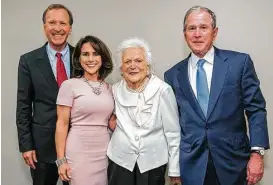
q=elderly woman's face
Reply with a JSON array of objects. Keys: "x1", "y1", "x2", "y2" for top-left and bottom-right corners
[{"x1": 121, "y1": 47, "x2": 149, "y2": 86}]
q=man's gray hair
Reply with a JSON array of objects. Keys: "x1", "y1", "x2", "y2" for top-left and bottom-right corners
[
  {"x1": 183, "y1": 6, "x2": 217, "y2": 31},
  {"x1": 116, "y1": 37, "x2": 153, "y2": 74}
]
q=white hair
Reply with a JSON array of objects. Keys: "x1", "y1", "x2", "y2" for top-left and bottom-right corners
[{"x1": 115, "y1": 37, "x2": 154, "y2": 74}]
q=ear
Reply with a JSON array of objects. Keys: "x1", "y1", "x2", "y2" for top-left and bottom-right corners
[
  {"x1": 43, "y1": 24, "x2": 46, "y2": 34},
  {"x1": 213, "y1": 27, "x2": 218, "y2": 41}
]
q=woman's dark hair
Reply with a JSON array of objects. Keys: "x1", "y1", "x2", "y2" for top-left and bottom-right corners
[{"x1": 72, "y1": 35, "x2": 113, "y2": 80}]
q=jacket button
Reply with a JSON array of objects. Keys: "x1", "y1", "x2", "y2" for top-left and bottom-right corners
[
  {"x1": 205, "y1": 125, "x2": 209, "y2": 130},
  {"x1": 135, "y1": 151, "x2": 139, "y2": 155},
  {"x1": 135, "y1": 136, "x2": 139, "y2": 141}
]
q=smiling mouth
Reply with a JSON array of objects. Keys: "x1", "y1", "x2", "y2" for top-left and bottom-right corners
[
  {"x1": 52, "y1": 33, "x2": 64, "y2": 37},
  {"x1": 86, "y1": 64, "x2": 97, "y2": 67}
]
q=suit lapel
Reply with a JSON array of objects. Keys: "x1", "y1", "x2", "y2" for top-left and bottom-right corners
[
  {"x1": 177, "y1": 57, "x2": 206, "y2": 121},
  {"x1": 36, "y1": 44, "x2": 59, "y2": 91},
  {"x1": 207, "y1": 47, "x2": 228, "y2": 119}
]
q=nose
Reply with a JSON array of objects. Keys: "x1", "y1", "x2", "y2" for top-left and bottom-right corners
[
  {"x1": 193, "y1": 28, "x2": 201, "y2": 38},
  {"x1": 88, "y1": 55, "x2": 95, "y2": 62},
  {"x1": 129, "y1": 61, "x2": 137, "y2": 69},
  {"x1": 54, "y1": 23, "x2": 62, "y2": 32}
]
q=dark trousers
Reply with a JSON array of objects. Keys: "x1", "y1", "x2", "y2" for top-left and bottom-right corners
[
  {"x1": 108, "y1": 159, "x2": 167, "y2": 185},
  {"x1": 30, "y1": 162, "x2": 69, "y2": 185},
  {"x1": 203, "y1": 153, "x2": 220, "y2": 185}
]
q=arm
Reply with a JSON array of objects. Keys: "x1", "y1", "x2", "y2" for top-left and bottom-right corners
[
  {"x1": 242, "y1": 54, "x2": 269, "y2": 149},
  {"x1": 55, "y1": 105, "x2": 72, "y2": 181},
  {"x1": 55, "y1": 81, "x2": 74, "y2": 181},
  {"x1": 108, "y1": 85, "x2": 117, "y2": 131},
  {"x1": 160, "y1": 86, "x2": 181, "y2": 177},
  {"x1": 55, "y1": 105, "x2": 71, "y2": 160},
  {"x1": 241, "y1": 55, "x2": 269, "y2": 185},
  {"x1": 16, "y1": 55, "x2": 37, "y2": 168},
  {"x1": 108, "y1": 114, "x2": 116, "y2": 131}
]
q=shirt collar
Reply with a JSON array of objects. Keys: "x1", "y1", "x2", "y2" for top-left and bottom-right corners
[
  {"x1": 115, "y1": 75, "x2": 161, "y2": 107},
  {"x1": 190, "y1": 46, "x2": 215, "y2": 68},
  {"x1": 46, "y1": 43, "x2": 69, "y2": 61}
]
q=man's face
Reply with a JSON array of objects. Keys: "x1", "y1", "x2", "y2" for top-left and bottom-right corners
[
  {"x1": 43, "y1": 8, "x2": 71, "y2": 51},
  {"x1": 184, "y1": 10, "x2": 218, "y2": 58}
]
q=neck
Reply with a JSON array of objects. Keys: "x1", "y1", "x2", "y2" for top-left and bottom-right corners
[
  {"x1": 127, "y1": 77, "x2": 148, "y2": 90},
  {"x1": 49, "y1": 43, "x2": 67, "y2": 52},
  {"x1": 83, "y1": 72, "x2": 99, "y2": 82}
]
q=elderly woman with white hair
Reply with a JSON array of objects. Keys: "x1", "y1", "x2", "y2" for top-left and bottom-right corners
[{"x1": 107, "y1": 37, "x2": 181, "y2": 185}]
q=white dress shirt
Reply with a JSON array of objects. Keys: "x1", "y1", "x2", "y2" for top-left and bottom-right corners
[
  {"x1": 107, "y1": 75, "x2": 180, "y2": 176},
  {"x1": 188, "y1": 47, "x2": 263, "y2": 151},
  {"x1": 188, "y1": 47, "x2": 214, "y2": 96}
]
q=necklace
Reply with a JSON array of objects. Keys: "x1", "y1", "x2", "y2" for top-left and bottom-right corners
[
  {"x1": 126, "y1": 78, "x2": 149, "y2": 93},
  {"x1": 83, "y1": 77, "x2": 104, "y2": 95}
]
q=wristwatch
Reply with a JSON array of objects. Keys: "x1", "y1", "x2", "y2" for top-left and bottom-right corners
[
  {"x1": 251, "y1": 149, "x2": 265, "y2": 156},
  {"x1": 55, "y1": 157, "x2": 67, "y2": 167}
]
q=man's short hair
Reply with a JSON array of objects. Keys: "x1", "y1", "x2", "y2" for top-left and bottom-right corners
[
  {"x1": 183, "y1": 5, "x2": 216, "y2": 31},
  {"x1": 42, "y1": 4, "x2": 73, "y2": 25}
]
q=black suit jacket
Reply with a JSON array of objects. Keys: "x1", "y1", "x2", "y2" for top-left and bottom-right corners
[{"x1": 16, "y1": 43, "x2": 74, "y2": 163}]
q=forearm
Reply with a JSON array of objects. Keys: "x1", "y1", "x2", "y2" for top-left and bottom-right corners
[
  {"x1": 55, "y1": 120, "x2": 69, "y2": 159},
  {"x1": 164, "y1": 123, "x2": 180, "y2": 176}
]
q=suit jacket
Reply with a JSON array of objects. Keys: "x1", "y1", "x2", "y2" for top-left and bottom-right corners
[
  {"x1": 16, "y1": 43, "x2": 74, "y2": 163},
  {"x1": 164, "y1": 47, "x2": 269, "y2": 185}
]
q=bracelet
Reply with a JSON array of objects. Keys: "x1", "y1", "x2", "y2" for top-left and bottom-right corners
[{"x1": 55, "y1": 157, "x2": 67, "y2": 167}]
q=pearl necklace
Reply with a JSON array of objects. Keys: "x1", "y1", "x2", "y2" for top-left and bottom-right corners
[
  {"x1": 83, "y1": 77, "x2": 104, "y2": 95},
  {"x1": 126, "y1": 78, "x2": 149, "y2": 93}
]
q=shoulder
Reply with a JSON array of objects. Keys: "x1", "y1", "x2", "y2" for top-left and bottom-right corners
[
  {"x1": 165, "y1": 58, "x2": 188, "y2": 77},
  {"x1": 60, "y1": 78, "x2": 80, "y2": 88},
  {"x1": 68, "y1": 43, "x2": 75, "y2": 52},
  {"x1": 112, "y1": 80, "x2": 123, "y2": 92},
  {"x1": 216, "y1": 48, "x2": 250, "y2": 65},
  {"x1": 21, "y1": 45, "x2": 46, "y2": 58},
  {"x1": 149, "y1": 75, "x2": 173, "y2": 93},
  {"x1": 20, "y1": 45, "x2": 47, "y2": 63}
]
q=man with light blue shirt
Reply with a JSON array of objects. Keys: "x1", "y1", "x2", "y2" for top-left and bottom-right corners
[
  {"x1": 165, "y1": 5, "x2": 269, "y2": 185},
  {"x1": 16, "y1": 4, "x2": 74, "y2": 185}
]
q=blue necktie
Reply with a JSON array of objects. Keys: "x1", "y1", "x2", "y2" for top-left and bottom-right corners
[{"x1": 196, "y1": 59, "x2": 209, "y2": 117}]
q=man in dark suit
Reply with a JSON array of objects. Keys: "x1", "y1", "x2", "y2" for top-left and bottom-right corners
[
  {"x1": 16, "y1": 4, "x2": 74, "y2": 185},
  {"x1": 164, "y1": 6, "x2": 269, "y2": 185}
]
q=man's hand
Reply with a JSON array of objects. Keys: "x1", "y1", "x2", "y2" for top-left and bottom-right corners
[
  {"x1": 169, "y1": 176, "x2": 181, "y2": 185},
  {"x1": 22, "y1": 150, "x2": 37, "y2": 169},
  {"x1": 247, "y1": 153, "x2": 264, "y2": 185}
]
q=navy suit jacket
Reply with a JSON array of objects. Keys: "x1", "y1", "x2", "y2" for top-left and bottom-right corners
[{"x1": 164, "y1": 47, "x2": 269, "y2": 185}]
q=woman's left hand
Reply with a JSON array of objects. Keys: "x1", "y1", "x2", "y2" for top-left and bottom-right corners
[{"x1": 169, "y1": 176, "x2": 181, "y2": 185}]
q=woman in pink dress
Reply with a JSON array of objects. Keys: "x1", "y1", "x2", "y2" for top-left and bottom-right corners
[{"x1": 55, "y1": 35, "x2": 115, "y2": 185}]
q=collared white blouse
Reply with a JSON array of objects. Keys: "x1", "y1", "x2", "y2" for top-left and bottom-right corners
[{"x1": 107, "y1": 75, "x2": 180, "y2": 176}]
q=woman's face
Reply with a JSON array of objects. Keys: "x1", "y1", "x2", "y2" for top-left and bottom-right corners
[
  {"x1": 80, "y1": 42, "x2": 102, "y2": 77},
  {"x1": 121, "y1": 47, "x2": 149, "y2": 87}
]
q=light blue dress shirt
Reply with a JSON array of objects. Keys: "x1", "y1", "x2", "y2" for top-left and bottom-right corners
[{"x1": 46, "y1": 43, "x2": 71, "y2": 79}]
